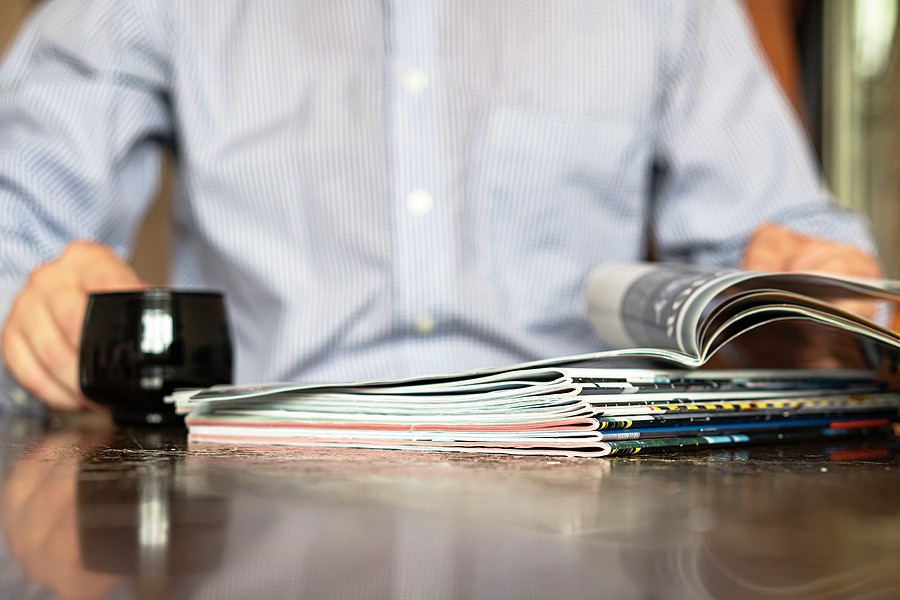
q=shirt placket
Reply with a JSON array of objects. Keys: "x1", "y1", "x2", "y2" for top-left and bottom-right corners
[{"x1": 388, "y1": 1, "x2": 454, "y2": 358}]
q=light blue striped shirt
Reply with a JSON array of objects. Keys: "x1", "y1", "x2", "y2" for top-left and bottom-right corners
[{"x1": 0, "y1": 0, "x2": 876, "y2": 405}]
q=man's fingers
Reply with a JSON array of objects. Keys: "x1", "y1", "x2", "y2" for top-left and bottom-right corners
[
  {"x1": 742, "y1": 244, "x2": 788, "y2": 271},
  {"x1": 20, "y1": 308, "x2": 82, "y2": 400},
  {"x1": 742, "y1": 223, "x2": 802, "y2": 271},
  {"x1": 744, "y1": 223, "x2": 882, "y2": 279},
  {"x1": 44, "y1": 287, "x2": 89, "y2": 351},
  {"x1": 38, "y1": 243, "x2": 144, "y2": 350},
  {"x1": 2, "y1": 328, "x2": 84, "y2": 412},
  {"x1": 788, "y1": 244, "x2": 882, "y2": 279},
  {"x1": 831, "y1": 299, "x2": 879, "y2": 320},
  {"x1": 65, "y1": 241, "x2": 144, "y2": 291},
  {"x1": 19, "y1": 255, "x2": 89, "y2": 350},
  {"x1": 4, "y1": 284, "x2": 83, "y2": 402}
]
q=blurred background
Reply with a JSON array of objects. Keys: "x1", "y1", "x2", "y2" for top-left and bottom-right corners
[{"x1": 1, "y1": 0, "x2": 899, "y2": 280}]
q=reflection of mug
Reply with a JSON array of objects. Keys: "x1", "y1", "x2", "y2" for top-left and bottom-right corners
[
  {"x1": 77, "y1": 454, "x2": 231, "y2": 579},
  {"x1": 79, "y1": 289, "x2": 233, "y2": 425}
]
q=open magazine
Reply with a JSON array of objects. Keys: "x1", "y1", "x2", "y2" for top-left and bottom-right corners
[
  {"x1": 581, "y1": 262, "x2": 900, "y2": 368},
  {"x1": 170, "y1": 262, "x2": 900, "y2": 456}
]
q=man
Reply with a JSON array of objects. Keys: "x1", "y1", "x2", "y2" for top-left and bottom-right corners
[{"x1": 0, "y1": 0, "x2": 881, "y2": 414}]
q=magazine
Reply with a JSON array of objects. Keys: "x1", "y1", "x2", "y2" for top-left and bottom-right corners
[
  {"x1": 174, "y1": 367, "x2": 900, "y2": 456},
  {"x1": 582, "y1": 262, "x2": 900, "y2": 368},
  {"x1": 170, "y1": 262, "x2": 900, "y2": 456}
]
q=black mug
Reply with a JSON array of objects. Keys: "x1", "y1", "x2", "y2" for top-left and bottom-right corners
[{"x1": 79, "y1": 289, "x2": 233, "y2": 425}]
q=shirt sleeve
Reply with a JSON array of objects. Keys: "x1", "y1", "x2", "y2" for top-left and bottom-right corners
[
  {"x1": 650, "y1": 0, "x2": 877, "y2": 268},
  {"x1": 0, "y1": 0, "x2": 173, "y2": 411}
]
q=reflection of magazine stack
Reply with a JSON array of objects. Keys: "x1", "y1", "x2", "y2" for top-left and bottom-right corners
[{"x1": 171, "y1": 263, "x2": 900, "y2": 457}]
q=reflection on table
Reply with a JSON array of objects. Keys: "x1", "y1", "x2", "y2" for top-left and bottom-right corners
[{"x1": 0, "y1": 415, "x2": 898, "y2": 599}]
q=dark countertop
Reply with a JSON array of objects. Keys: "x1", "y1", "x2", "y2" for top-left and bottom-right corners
[{"x1": 1, "y1": 415, "x2": 898, "y2": 600}]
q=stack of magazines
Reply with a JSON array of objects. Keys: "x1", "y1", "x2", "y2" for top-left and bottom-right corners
[{"x1": 169, "y1": 263, "x2": 900, "y2": 456}]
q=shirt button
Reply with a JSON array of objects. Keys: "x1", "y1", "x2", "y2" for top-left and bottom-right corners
[
  {"x1": 406, "y1": 189, "x2": 433, "y2": 216},
  {"x1": 10, "y1": 386, "x2": 28, "y2": 407},
  {"x1": 402, "y1": 69, "x2": 429, "y2": 95},
  {"x1": 414, "y1": 315, "x2": 436, "y2": 335}
]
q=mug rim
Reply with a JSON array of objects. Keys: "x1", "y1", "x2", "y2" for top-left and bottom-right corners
[{"x1": 87, "y1": 288, "x2": 225, "y2": 299}]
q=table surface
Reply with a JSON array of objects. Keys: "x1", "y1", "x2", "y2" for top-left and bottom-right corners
[{"x1": 0, "y1": 415, "x2": 898, "y2": 600}]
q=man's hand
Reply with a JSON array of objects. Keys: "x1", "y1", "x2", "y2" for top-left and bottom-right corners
[
  {"x1": 1, "y1": 241, "x2": 145, "y2": 412},
  {"x1": 741, "y1": 222, "x2": 882, "y2": 318},
  {"x1": 742, "y1": 222, "x2": 881, "y2": 277}
]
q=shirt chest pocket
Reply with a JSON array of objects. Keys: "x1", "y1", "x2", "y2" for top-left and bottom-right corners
[
  {"x1": 469, "y1": 106, "x2": 652, "y2": 275},
  {"x1": 461, "y1": 106, "x2": 653, "y2": 332}
]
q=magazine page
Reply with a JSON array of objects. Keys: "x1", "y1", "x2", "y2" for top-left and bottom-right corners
[
  {"x1": 700, "y1": 289, "x2": 900, "y2": 359},
  {"x1": 584, "y1": 262, "x2": 900, "y2": 359},
  {"x1": 584, "y1": 263, "x2": 754, "y2": 355}
]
